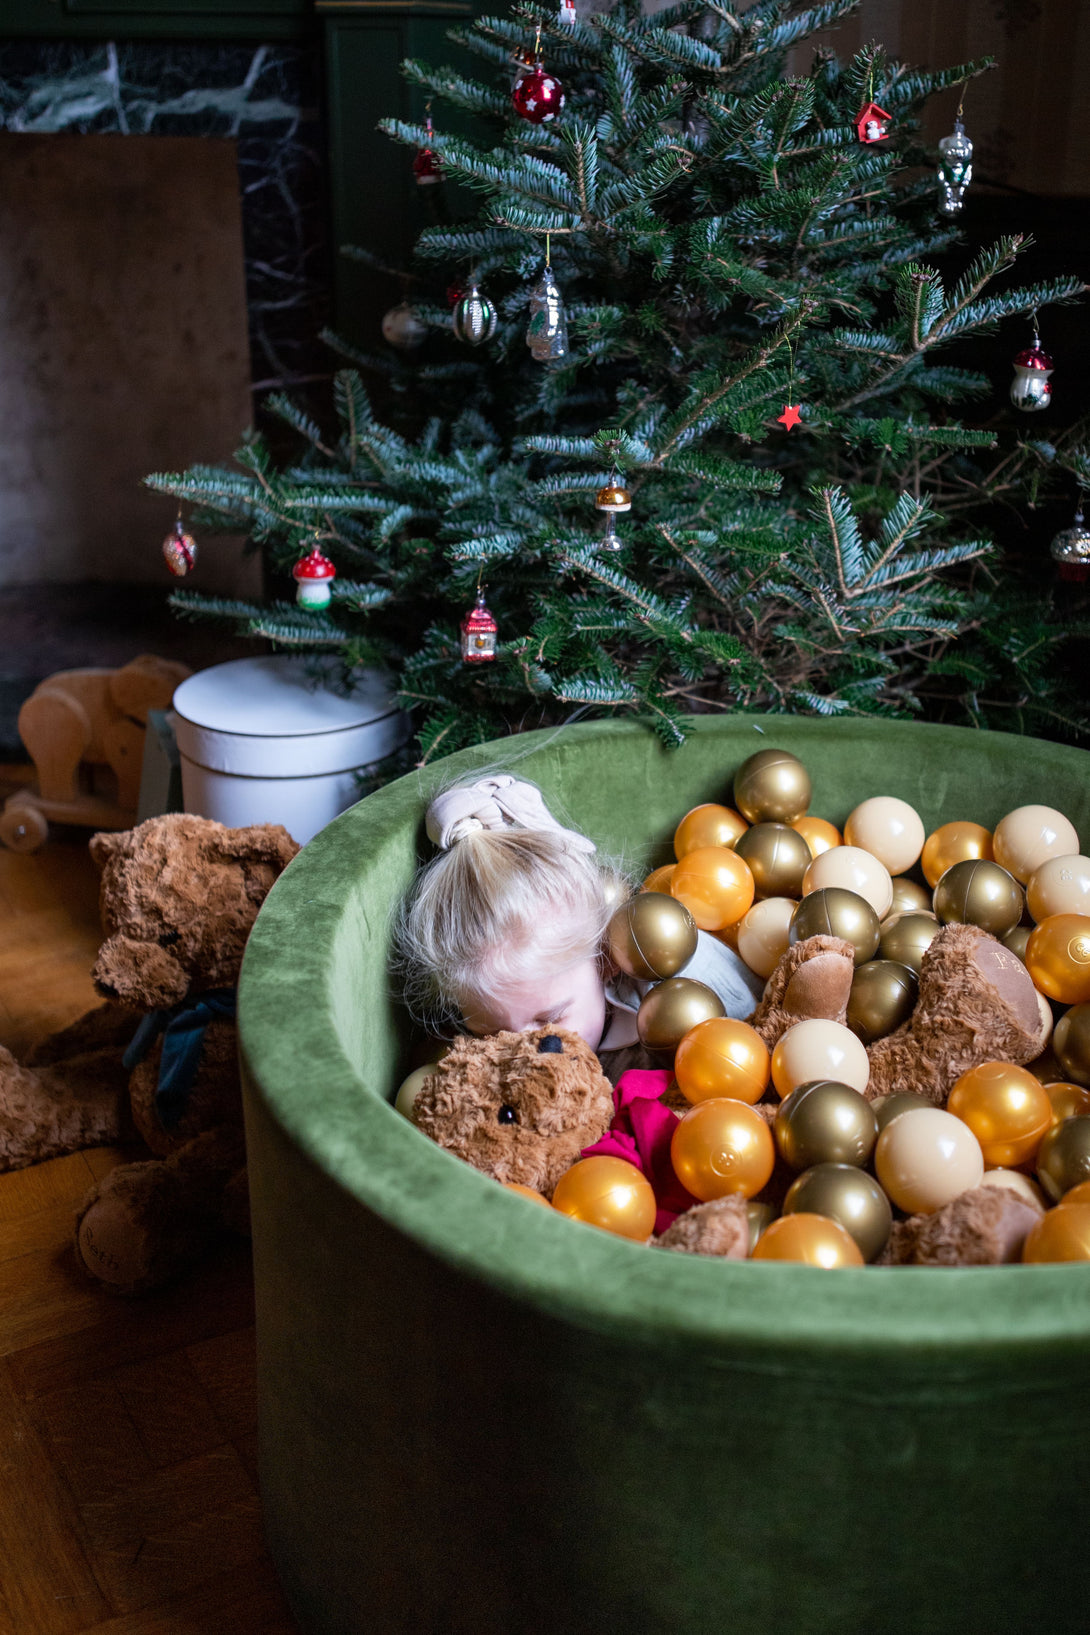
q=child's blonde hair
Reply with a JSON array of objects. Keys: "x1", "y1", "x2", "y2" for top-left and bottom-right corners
[{"x1": 395, "y1": 775, "x2": 621, "y2": 1031}]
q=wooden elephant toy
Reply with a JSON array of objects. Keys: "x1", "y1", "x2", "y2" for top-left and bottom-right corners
[{"x1": 0, "y1": 654, "x2": 190, "y2": 852}]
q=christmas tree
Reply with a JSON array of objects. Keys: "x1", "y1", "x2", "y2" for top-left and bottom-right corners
[{"x1": 149, "y1": 0, "x2": 1090, "y2": 763}]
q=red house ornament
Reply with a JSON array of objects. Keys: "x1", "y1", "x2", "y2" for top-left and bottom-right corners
[
  {"x1": 855, "y1": 101, "x2": 891, "y2": 144},
  {"x1": 460, "y1": 588, "x2": 498, "y2": 662}
]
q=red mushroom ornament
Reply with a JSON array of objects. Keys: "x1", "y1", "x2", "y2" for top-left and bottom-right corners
[{"x1": 292, "y1": 546, "x2": 337, "y2": 609}]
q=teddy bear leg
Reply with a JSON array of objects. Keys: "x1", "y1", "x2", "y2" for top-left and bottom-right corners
[
  {"x1": 73, "y1": 1125, "x2": 246, "y2": 1294},
  {"x1": 24, "y1": 1001, "x2": 142, "y2": 1066},
  {"x1": 748, "y1": 934, "x2": 856, "y2": 1048},
  {"x1": 0, "y1": 1047, "x2": 133, "y2": 1172}
]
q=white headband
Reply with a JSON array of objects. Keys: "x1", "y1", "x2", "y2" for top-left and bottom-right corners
[{"x1": 425, "y1": 775, "x2": 596, "y2": 854}]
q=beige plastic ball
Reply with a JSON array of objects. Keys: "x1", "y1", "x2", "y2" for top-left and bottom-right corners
[
  {"x1": 395, "y1": 1062, "x2": 440, "y2": 1121},
  {"x1": 770, "y1": 1018, "x2": 870, "y2": 1099},
  {"x1": 1027, "y1": 854, "x2": 1090, "y2": 922},
  {"x1": 803, "y1": 845, "x2": 894, "y2": 920},
  {"x1": 874, "y1": 1107, "x2": 984, "y2": 1214},
  {"x1": 993, "y1": 805, "x2": 1081, "y2": 885},
  {"x1": 1034, "y1": 988, "x2": 1055, "y2": 1054},
  {"x1": 844, "y1": 796, "x2": 925, "y2": 876},
  {"x1": 736, "y1": 896, "x2": 796, "y2": 979},
  {"x1": 978, "y1": 1168, "x2": 1048, "y2": 1211}
]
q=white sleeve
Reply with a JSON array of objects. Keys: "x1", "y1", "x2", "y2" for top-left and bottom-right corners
[{"x1": 682, "y1": 931, "x2": 766, "y2": 1018}]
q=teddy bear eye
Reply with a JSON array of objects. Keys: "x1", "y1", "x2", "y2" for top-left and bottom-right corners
[
  {"x1": 158, "y1": 930, "x2": 180, "y2": 947},
  {"x1": 497, "y1": 1104, "x2": 518, "y2": 1125}
]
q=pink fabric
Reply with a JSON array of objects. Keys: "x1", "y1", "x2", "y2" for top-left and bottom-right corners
[{"x1": 582, "y1": 1069, "x2": 700, "y2": 1234}]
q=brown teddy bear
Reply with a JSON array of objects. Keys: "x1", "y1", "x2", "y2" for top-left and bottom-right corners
[{"x1": 0, "y1": 813, "x2": 298, "y2": 1293}]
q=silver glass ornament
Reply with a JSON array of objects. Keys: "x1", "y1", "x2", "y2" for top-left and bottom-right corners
[
  {"x1": 1010, "y1": 335, "x2": 1053, "y2": 413},
  {"x1": 937, "y1": 117, "x2": 973, "y2": 217},
  {"x1": 453, "y1": 282, "x2": 497, "y2": 347},
  {"x1": 526, "y1": 264, "x2": 569, "y2": 362},
  {"x1": 1051, "y1": 502, "x2": 1090, "y2": 581}
]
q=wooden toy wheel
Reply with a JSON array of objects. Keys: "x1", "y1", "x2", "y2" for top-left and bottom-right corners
[{"x1": 0, "y1": 802, "x2": 49, "y2": 852}]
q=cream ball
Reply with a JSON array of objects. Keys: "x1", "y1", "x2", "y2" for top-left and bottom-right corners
[
  {"x1": 803, "y1": 845, "x2": 894, "y2": 920},
  {"x1": 993, "y1": 805, "x2": 1080, "y2": 885},
  {"x1": 770, "y1": 1018, "x2": 870, "y2": 1099},
  {"x1": 844, "y1": 796, "x2": 925, "y2": 876},
  {"x1": 736, "y1": 897, "x2": 797, "y2": 980},
  {"x1": 874, "y1": 1107, "x2": 984, "y2": 1214}
]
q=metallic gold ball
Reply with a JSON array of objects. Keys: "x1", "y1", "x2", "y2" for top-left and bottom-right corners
[
  {"x1": 734, "y1": 822, "x2": 812, "y2": 900},
  {"x1": 792, "y1": 815, "x2": 841, "y2": 859},
  {"x1": 746, "y1": 1200, "x2": 775, "y2": 1253},
  {"x1": 1022, "y1": 1203, "x2": 1090, "y2": 1263},
  {"x1": 947, "y1": 1061, "x2": 1053, "y2": 1168},
  {"x1": 670, "y1": 1097, "x2": 775, "y2": 1201},
  {"x1": 733, "y1": 748, "x2": 811, "y2": 825},
  {"x1": 846, "y1": 959, "x2": 917, "y2": 1045},
  {"x1": 674, "y1": 803, "x2": 747, "y2": 859},
  {"x1": 932, "y1": 859, "x2": 1024, "y2": 938},
  {"x1": 1002, "y1": 925, "x2": 1031, "y2": 963},
  {"x1": 1026, "y1": 854, "x2": 1090, "y2": 922},
  {"x1": 1026, "y1": 914, "x2": 1090, "y2": 1005},
  {"x1": 551, "y1": 1156, "x2": 656, "y2": 1239},
  {"x1": 878, "y1": 911, "x2": 940, "y2": 974},
  {"x1": 674, "y1": 1017, "x2": 770, "y2": 1105},
  {"x1": 872, "y1": 1090, "x2": 933, "y2": 1133},
  {"x1": 750, "y1": 1212, "x2": 864, "y2": 1266},
  {"x1": 608, "y1": 892, "x2": 698, "y2": 981},
  {"x1": 1054, "y1": 1005, "x2": 1090, "y2": 1085},
  {"x1": 921, "y1": 821, "x2": 994, "y2": 889},
  {"x1": 790, "y1": 887, "x2": 880, "y2": 966},
  {"x1": 637, "y1": 977, "x2": 726, "y2": 1053},
  {"x1": 594, "y1": 483, "x2": 632, "y2": 512},
  {"x1": 1046, "y1": 1082, "x2": 1090, "y2": 1123},
  {"x1": 844, "y1": 795, "x2": 925, "y2": 876},
  {"x1": 782, "y1": 1162, "x2": 892, "y2": 1262},
  {"x1": 775, "y1": 1079, "x2": 878, "y2": 1170},
  {"x1": 885, "y1": 877, "x2": 933, "y2": 920},
  {"x1": 1036, "y1": 1115, "x2": 1090, "y2": 1202},
  {"x1": 993, "y1": 804, "x2": 1080, "y2": 885}
]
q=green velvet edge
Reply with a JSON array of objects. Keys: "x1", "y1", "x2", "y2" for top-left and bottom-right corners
[{"x1": 239, "y1": 715, "x2": 1090, "y2": 1359}]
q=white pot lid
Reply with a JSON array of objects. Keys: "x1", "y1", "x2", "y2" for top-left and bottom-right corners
[{"x1": 173, "y1": 656, "x2": 400, "y2": 737}]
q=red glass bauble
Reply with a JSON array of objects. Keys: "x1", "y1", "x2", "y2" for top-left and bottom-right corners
[{"x1": 511, "y1": 64, "x2": 565, "y2": 125}]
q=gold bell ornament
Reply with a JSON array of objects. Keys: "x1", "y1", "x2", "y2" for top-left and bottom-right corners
[{"x1": 595, "y1": 478, "x2": 631, "y2": 552}]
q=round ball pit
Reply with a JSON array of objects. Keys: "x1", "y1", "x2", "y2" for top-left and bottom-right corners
[{"x1": 239, "y1": 717, "x2": 1090, "y2": 1635}]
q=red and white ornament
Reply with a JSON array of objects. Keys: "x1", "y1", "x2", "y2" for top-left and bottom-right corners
[
  {"x1": 855, "y1": 101, "x2": 891, "y2": 144},
  {"x1": 558, "y1": 0, "x2": 577, "y2": 23},
  {"x1": 293, "y1": 545, "x2": 337, "y2": 608},
  {"x1": 460, "y1": 587, "x2": 498, "y2": 662},
  {"x1": 162, "y1": 517, "x2": 197, "y2": 578},
  {"x1": 1010, "y1": 342, "x2": 1053, "y2": 413},
  {"x1": 413, "y1": 116, "x2": 442, "y2": 186},
  {"x1": 1050, "y1": 502, "x2": 1090, "y2": 582},
  {"x1": 512, "y1": 59, "x2": 565, "y2": 125}
]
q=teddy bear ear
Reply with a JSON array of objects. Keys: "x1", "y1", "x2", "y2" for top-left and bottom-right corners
[
  {"x1": 205, "y1": 823, "x2": 300, "y2": 872},
  {"x1": 88, "y1": 830, "x2": 130, "y2": 872}
]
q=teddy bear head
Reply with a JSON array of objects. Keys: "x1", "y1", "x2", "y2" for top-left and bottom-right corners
[
  {"x1": 89, "y1": 814, "x2": 299, "y2": 1009},
  {"x1": 412, "y1": 1026, "x2": 616, "y2": 1197}
]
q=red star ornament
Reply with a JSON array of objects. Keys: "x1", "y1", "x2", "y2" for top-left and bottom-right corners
[{"x1": 777, "y1": 403, "x2": 803, "y2": 431}]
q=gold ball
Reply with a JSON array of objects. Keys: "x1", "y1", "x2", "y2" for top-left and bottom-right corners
[
  {"x1": 885, "y1": 877, "x2": 933, "y2": 920},
  {"x1": 932, "y1": 859, "x2": 1024, "y2": 938},
  {"x1": 750, "y1": 1212, "x2": 864, "y2": 1266},
  {"x1": 790, "y1": 887, "x2": 880, "y2": 966},
  {"x1": 594, "y1": 483, "x2": 632, "y2": 512},
  {"x1": 921, "y1": 821, "x2": 994, "y2": 889},
  {"x1": 1036, "y1": 1115, "x2": 1090, "y2": 1202},
  {"x1": 878, "y1": 911, "x2": 940, "y2": 974},
  {"x1": 607, "y1": 892, "x2": 698, "y2": 981},
  {"x1": 1054, "y1": 1004, "x2": 1090, "y2": 1085},
  {"x1": 1046, "y1": 1081, "x2": 1090, "y2": 1123},
  {"x1": 746, "y1": 1200, "x2": 775, "y2": 1253},
  {"x1": 733, "y1": 748, "x2": 811, "y2": 825},
  {"x1": 674, "y1": 803, "x2": 748, "y2": 859},
  {"x1": 733, "y1": 822, "x2": 812, "y2": 900},
  {"x1": 637, "y1": 977, "x2": 726, "y2": 1053},
  {"x1": 993, "y1": 804, "x2": 1080, "y2": 885},
  {"x1": 775, "y1": 1079, "x2": 878, "y2": 1170},
  {"x1": 1002, "y1": 925, "x2": 1031, "y2": 963},
  {"x1": 792, "y1": 815, "x2": 841, "y2": 859},
  {"x1": 551, "y1": 1156, "x2": 656, "y2": 1239},
  {"x1": 872, "y1": 1090, "x2": 933, "y2": 1132},
  {"x1": 846, "y1": 959, "x2": 917, "y2": 1045},
  {"x1": 1022, "y1": 1203, "x2": 1090, "y2": 1263},
  {"x1": 843, "y1": 796, "x2": 925, "y2": 876},
  {"x1": 782, "y1": 1162, "x2": 892, "y2": 1261},
  {"x1": 1027, "y1": 855, "x2": 1090, "y2": 921},
  {"x1": 1058, "y1": 1178, "x2": 1090, "y2": 1208}
]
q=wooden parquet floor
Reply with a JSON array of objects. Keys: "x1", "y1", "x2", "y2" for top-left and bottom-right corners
[{"x1": 0, "y1": 779, "x2": 299, "y2": 1635}]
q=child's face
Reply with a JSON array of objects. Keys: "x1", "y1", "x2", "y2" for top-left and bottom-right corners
[{"x1": 461, "y1": 954, "x2": 607, "y2": 1051}]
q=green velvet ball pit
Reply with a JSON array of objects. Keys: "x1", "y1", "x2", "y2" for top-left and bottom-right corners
[{"x1": 239, "y1": 717, "x2": 1090, "y2": 1635}]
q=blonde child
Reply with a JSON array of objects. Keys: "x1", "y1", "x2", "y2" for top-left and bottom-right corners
[{"x1": 396, "y1": 774, "x2": 764, "y2": 1069}]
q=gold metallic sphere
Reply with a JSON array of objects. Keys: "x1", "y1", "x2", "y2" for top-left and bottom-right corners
[
  {"x1": 607, "y1": 892, "x2": 698, "y2": 981},
  {"x1": 637, "y1": 977, "x2": 726, "y2": 1053},
  {"x1": 1036, "y1": 1115, "x2": 1090, "y2": 1203},
  {"x1": 1022, "y1": 1203, "x2": 1090, "y2": 1263},
  {"x1": 733, "y1": 748, "x2": 811, "y2": 826},
  {"x1": 746, "y1": 1200, "x2": 775, "y2": 1253},
  {"x1": 1002, "y1": 925, "x2": 1032, "y2": 963},
  {"x1": 733, "y1": 822, "x2": 812, "y2": 900},
  {"x1": 878, "y1": 910, "x2": 940, "y2": 974},
  {"x1": 750, "y1": 1212, "x2": 864, "y2": 1266},
  {"x1": 782, "y1": 1162, "x2": 892, "y2": 1262},
  {"x1": 774, "y1": 1079, "x2": 878, "y2": 1170},
  {"x1": 1046, "y1": 1082, "x2": 1090, "y2": 1124},
  {"x1": 872, "y1": 1090, "x2": 934, "y2": 1133},
  {"x1": 932, "y1": 859, "x2": 1024, "y2": 938},
  {"x1": 790, "y1": 887, "x2": 880, "y2": 966},
  {"x1": 1053, "y1": 1003, "x2": 1090, "y2": 1086},
  {"x1": 846, "y1": 959, "x2": 917, "y2": 1045},
  {"x1": 885, "y1": 877, "x2": 933, "y2": 920},
  {"x1": 595, "y1": 483, "x2": 632, "y2": 512}
]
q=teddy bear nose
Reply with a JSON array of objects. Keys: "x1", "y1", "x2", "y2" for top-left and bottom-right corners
[{"x1": 537, "y1": 1035, "x2": 563, "y2": 1053}]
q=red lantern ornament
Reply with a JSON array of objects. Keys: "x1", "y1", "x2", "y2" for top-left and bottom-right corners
[
  {"x1": 162, "y1": 516, "x2": 197, "y2": 578},
  {"x1": 855, "y1": 101, "x2": 891, "y2": 143},
  {"x1": 413, "y1": 115, "x2": 442, "y2": 186},
  {"x1": 460, "y1": 587, "x2": 498, "y2": 662},
  {"x1": 292, "y1": 545, "x2": 336, "y2": 609},
  {"x1": 512, "y1": 58, "x2": 565, "y2": 125}
]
